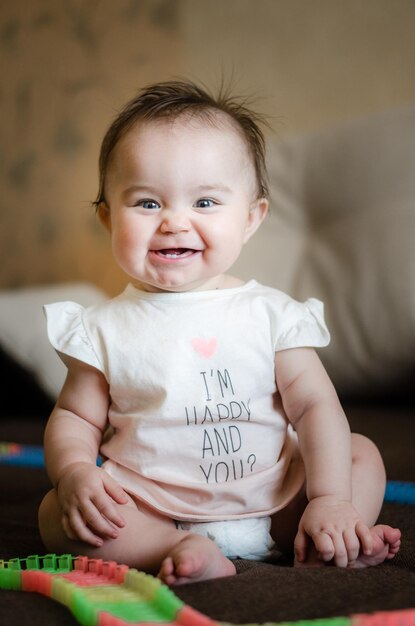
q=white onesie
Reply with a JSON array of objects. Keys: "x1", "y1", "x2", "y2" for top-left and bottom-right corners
[{"x1": 45, "y1": 280, "x2": 330, "y2": 558}]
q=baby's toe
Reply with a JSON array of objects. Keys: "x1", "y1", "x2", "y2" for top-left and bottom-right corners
[{"x1": 158, "y1": 557, "x2": 176, "y2": 584}]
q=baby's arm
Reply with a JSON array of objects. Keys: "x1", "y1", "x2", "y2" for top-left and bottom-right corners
[
  {"x1": 44, "y1": 356, "x2": 128, "y2": 546},
  {"x1": 275, "y1": 347, "x2": 372, "y2": 567}
]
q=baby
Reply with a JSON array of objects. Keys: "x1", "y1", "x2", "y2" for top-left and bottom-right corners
[{"x1": 39, "y1": 80, "x2": 401, "y2": 585}]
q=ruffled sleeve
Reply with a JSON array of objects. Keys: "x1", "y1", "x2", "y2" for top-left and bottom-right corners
[
  {"x1": 274, "y1": 297, "x2": 330, "y2": 351},
  {"x1": 43, "y1": 301, "x2": 103, "y2": 371}
]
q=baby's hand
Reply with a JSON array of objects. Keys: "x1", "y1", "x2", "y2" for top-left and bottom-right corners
[
  {"x1": 56, "y1": 462, "x2": 129, "y2": 547},
  {"x1": 294, "y1": 496, "x2": 373, "y2": 568}
]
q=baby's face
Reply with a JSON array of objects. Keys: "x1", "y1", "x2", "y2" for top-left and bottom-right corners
[{"x1": 100, "y1": 115, "x2": 268, "y2": 292}]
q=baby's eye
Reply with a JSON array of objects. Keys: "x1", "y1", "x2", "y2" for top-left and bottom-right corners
[
  {"x1": 194, "y1": 198, "x2": 216, "y2": 209},
  {"x1": 136, "y1": 199, "x2": 160, "y2": 210}
]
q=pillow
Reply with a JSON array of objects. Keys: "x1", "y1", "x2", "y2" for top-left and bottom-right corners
[
  {"x1": 233, "y1": 105, "x2": 415, "y2": 397},
  {"x1": 0, "y1": 283, "x2": 108, "y2": 400}
]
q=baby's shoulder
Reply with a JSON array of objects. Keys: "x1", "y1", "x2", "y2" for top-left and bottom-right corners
[
  {"x1": 248, "y1": 282, "x2": 298, "y2": 307},
  {"x1": 82, "y1": 286, "x2": 136, "y2": 319}
]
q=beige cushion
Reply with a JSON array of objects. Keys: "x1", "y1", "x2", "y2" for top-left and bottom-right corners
[
  {"x1": 233, "y1": 106, "x2": 415, "y2": 396},
  {"x1": 0, "y1": 283, "x2": 107, "y2": 398}
]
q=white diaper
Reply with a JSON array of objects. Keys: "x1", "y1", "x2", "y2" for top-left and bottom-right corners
[{"x1": 175, "y1": 516, "x2": 275, "y2": 561}]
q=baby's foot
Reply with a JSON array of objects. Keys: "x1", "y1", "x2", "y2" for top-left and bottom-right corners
[
  {"x1": 351, "y1": 524, "x2": 401, "y2": 568},
  {"x1": 158, "y1": 534, "x2": 236, "y2": 585}
]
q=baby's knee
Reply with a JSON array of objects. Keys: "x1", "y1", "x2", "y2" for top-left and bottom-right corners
[
  {"x1": 351, "y1": 432, "x2": 379, "y2": 458},
  {"x1": 38, "y1": 488, "x2": 60, "y2": 540},
  {"x1": 351, "y1": 433, "x2": 386, "y2": 477},
  {"x1": 39, "y1": 486, "x2": 59, "y2": 515}
]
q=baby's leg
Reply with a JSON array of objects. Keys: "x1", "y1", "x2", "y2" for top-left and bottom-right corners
[
  {"x1": 158, "y1": 534, "x2": 236, "y2": 585},
  {"x1": 270, "y1": 433, "x2": 400, "y2": 567},
  {"x1": 38, "y1": 489, "x2": 235, "y2": 583}
]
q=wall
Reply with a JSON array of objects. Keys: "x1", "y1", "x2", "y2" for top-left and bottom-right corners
[
  {"x1": 181, "y1": 0, "x2": 415, "y2": 134},
  {"x1": 1, "y1": 0, "x2": 415, "y2": 294},
  {"x1": 0, "y1": 0, "x2": 182, "y2": 293}
]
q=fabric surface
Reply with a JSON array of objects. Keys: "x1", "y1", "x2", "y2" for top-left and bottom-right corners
[
  {"x1": 44, "y1": 281, "x2": 328, "y2": 521},
  {"x1": 0, "y1": 405, "x2": 414, "y2": 625}
]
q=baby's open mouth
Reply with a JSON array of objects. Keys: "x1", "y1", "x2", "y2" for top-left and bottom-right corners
[{"x1": 154, "y1": 248, "x2": 197, "y2": 259}]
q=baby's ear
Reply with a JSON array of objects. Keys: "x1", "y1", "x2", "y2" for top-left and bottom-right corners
[
  {"x1": 97, "y1": 202, "x2": 112, "y2": 232},
  {"x1": 243, "y1": 197, "x2": 269, "y2": 243}
]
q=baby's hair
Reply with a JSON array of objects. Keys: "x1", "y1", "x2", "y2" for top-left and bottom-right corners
[{"x1": 93, "y1": 80, "x2": 269, "y2": 208}]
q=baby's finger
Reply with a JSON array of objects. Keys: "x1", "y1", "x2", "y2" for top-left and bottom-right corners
[
  {"x1": 331, "y1": 534, "x2": 348, "y2": 568},
  {"x1": 61, "y1": 513, "x2": 77, "y2": 541},
  {"x1": 293, "y1": 529, "x2": 308, "y2": 564},
  {"x1": 342, "y1": 529, "x2": 360, "y2": 566},
  {"x1": 80, "y1": 500, "x2": 119, "y2": 539},
  {"x1": 103, "y1": 474, "x2": 129, "y2": 506},
  {"x1": 356, "y1": 521, "x2": 373, "y2": 556},
  {"x1": 312, "y1": 531, "x2": 335, "y2": 563},
  {"x1": 67, "y1": 509, "x2": 104, "y2": 547},
  {"x1": 92, "y1": 492, "x2": 126, "y2": 530}
]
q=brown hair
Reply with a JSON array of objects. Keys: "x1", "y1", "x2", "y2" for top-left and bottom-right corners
[{"x1": 93, "y1": 80, "x2": 269, "y2": 208}]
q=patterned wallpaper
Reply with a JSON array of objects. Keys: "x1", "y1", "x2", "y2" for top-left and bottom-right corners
[{"x1": 0, "y1": 0, "x2": 182, "y2": 294}]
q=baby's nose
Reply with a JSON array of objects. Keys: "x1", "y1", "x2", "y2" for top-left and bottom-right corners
[{"x1": 159, "y1": 209, "x2": 191, "y2": 234}]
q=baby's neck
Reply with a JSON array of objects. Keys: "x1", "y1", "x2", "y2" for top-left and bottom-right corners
[
  {"x1": 214, "y1": 274, "x2": 246, "y2": 290},
  {"x1": 133, "y1": 274, "x2": 246, "y2": 294}
]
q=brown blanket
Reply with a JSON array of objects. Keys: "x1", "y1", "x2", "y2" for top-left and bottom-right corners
[{"x1": 0, "y1": 406, "x2": 414, "y2": 625}]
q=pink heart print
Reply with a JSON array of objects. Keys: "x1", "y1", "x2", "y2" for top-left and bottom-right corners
[{"x1": 192, "y1": 337, "x2": 217, "y2": 358}]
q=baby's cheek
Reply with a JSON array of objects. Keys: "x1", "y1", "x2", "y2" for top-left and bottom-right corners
[{"x1": 112, "y1": 225, "x2": 140, "y2": 254}]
